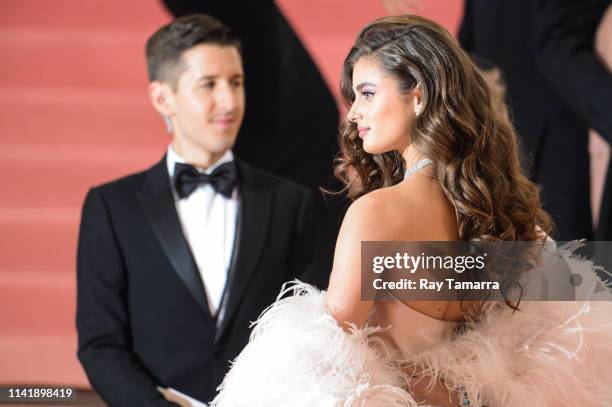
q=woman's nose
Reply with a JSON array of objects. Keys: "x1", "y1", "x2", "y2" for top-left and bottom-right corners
[{"x1": 347, "y1": 104, "x2": 362, "y2": 123}]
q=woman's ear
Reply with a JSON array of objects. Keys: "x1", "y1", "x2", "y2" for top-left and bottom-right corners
[{"x1": 413, "y1": 84, "x2": 423, "y2": 116}]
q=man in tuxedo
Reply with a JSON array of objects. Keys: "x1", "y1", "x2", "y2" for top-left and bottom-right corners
[
  {"x1": 161, "y1": 0, "x2": 345, "y2": 280},
  {"x1": 76, "y1": 14, "x2": 320, "y2": 406}
]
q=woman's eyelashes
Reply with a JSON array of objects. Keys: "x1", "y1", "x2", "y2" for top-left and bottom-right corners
[
  {"x1": 361, "y1": 90, "x2": 374, "y2": 100},
  {"x1": 360, "y1": 90, "x2": 375, "y2": 100}
]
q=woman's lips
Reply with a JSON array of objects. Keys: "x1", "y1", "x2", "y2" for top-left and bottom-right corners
[{"x1": 358, "y1": 127, "x2": 370, "y2": 137}]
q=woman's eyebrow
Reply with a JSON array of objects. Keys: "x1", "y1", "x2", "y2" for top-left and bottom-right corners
[{"x1": 354, "y1": 82, "x2": 377, "y2": 92}]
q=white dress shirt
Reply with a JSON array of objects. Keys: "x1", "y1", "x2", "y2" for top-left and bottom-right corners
[{"x1": 166, "y1": 145, "x2": 238, "y2": 318}]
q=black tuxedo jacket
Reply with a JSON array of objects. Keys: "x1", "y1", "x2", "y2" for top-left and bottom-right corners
[
  {"x1": 459, "y1": 0, "x2": 612, "y2": 240},
  {"x1": 76, "y1": 156, "x2": 320, "y2": 405}
]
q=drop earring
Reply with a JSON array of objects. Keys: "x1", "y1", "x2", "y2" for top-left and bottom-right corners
[{"x1": 162, "y1": 115, "x2": 174, "y2": 134}]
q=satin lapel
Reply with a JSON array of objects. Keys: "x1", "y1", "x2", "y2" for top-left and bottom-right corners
[
  {"x1": 216, "y1": 160, "x2": 272, "y2": 342},
  {"x1": 137, "y1": 157, "x2": 211, "y2": 316}
]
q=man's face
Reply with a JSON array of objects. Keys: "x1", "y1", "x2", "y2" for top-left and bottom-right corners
[{"x1": 168, "y1": 44, "x2": 245, "y2": 160}]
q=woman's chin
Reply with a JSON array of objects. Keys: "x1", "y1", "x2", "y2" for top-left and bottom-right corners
[
  {"x1": 361, "y1": 138, "x2": 375, "y2": 154},
  {"x1": 362, "y1": 139, "x2": 391, "y2": 155}
]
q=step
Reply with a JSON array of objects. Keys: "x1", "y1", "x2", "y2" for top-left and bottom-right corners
[
  {"x1": 279, "y1": 0, "x2": 462, "y2": 37},
  {"x1": 0, "y1": 221, "x2": 78, "y2": 272},
  {"x1": 0, "y1": 87, "x2": 167, "y2": 149},
  {"x1": 1, "y1": 0, "x2": 169, "y2": 31},
  {"x1": 0, "y1": 143, "x2": 164, "y2": 208},
  {"x1": 0, "y1": 335, "x2": 87, "y2": 387},
  {"x1": 0, "y1": 271, "x2": 76, "y2": 336},
  {"x1": 1, "y1": 30, "x2": 152, "y2": 89},
  {"x1": 0, "y1": 272, "x2": 83, "y2": 384}
]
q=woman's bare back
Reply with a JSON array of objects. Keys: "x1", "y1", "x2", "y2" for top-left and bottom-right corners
[{"x1": 327, "y1": 167, "x2": 460, "y2": 327}]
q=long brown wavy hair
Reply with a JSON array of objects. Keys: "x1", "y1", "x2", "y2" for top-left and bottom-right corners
[{"x1": 336, "y1": 15, "x2": 553, "y2": 242}]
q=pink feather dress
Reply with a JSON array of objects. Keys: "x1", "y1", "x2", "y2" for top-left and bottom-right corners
[{"x1": 212, "y1": 247, "x2": 612, "y2": 406}]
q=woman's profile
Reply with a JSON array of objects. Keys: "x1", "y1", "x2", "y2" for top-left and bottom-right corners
[{"x1": 212, "y1": 15, "x2": 612, "y2": 407}]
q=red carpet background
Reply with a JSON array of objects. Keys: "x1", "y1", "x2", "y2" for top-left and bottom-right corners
[{"x1": 2, "y1": 0, "x2": 605, "y2": 390}]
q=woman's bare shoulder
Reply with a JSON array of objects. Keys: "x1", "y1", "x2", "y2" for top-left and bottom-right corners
[
  {"x1": 339, "y1": 182, "x2": 457, "y2": 243},
  {"x1": 340, "y1": 187, "x2": 422, "y2": 241}
]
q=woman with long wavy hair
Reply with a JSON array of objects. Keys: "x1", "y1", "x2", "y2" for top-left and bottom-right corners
[{"x1": 212, "y1": 15, "x2": 612, "y2": 407}]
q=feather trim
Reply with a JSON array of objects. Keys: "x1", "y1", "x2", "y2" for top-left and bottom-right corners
[{"x1": 213, "y1": 248, "x2": 612, "y2": 407}]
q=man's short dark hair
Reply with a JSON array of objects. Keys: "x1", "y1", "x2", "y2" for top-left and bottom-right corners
[{"x1": 145, "y1": 14, "x2": 241, "y2": 87}]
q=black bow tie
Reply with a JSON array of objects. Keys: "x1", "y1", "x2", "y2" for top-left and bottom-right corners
[{"x1": 173, "y1": 162, "x2": 237, "y2": 199}]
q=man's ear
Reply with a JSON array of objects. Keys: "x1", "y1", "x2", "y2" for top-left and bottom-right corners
[{"x1": 148, "y1": 81, "x2": 175, "y2": 117}]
